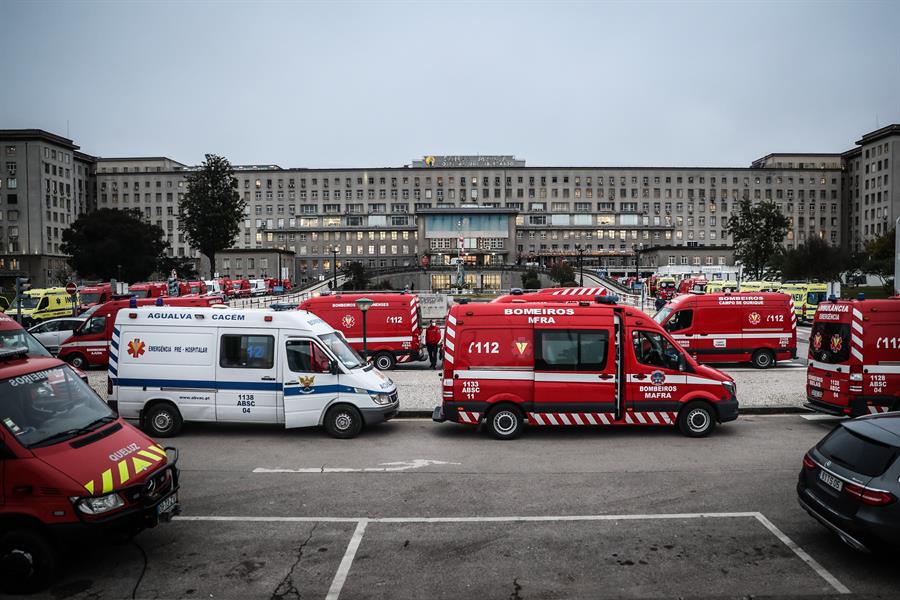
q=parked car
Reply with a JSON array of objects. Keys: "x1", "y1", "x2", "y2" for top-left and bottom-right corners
[
  {"x1": 27, "y1": 317, "x2": 86, "y2": 355},
  {"x1": 798, "y1": 412, "x2": 900, "y2": 551}
]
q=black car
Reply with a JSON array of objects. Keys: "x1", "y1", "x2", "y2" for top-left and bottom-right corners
[{"x1": 798, "y1": 413, "x2": 900, "y2": 551}]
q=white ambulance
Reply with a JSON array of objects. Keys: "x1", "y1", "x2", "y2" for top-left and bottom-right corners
[{"x1": 110, "y1": 307, "x2": 399, "y2": 438}]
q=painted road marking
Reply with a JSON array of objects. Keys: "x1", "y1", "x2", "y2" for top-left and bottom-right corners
[
  {"x1": 253, "y1": 459, "x2": 461, "y2": 473},
  {"x1": 175, "y1": 511, "x2": 849, "y2": 596},
  {"x1": 801, "y1": 414, "x2": 846, "y2": 421}
]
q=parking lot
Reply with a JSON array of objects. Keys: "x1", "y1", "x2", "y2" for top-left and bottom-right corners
[{"x1": 31, "y1": 414, "x2": 899, "y2": 599}]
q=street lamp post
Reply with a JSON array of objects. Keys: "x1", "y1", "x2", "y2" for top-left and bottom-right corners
[
  {"x1": 355, "y1": 297, "x2": 374, "y2": 360},
  {"x1": 331, "y1": 246, "x2": 338, "y2": 290},
  {"x1": 575, "y1": 245, "x2": 585, "y2": 287}
]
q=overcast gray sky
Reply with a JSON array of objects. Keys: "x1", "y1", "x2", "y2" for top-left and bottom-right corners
[{"x1": 3, "y1": 0, "x2": 899, "y2": 168}]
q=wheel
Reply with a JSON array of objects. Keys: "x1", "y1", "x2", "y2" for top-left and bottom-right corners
[
  {"x1": 373, "y1": 352, "x2": 396, "y2": 371},
  {"x1": 0, "y1": 528, "x2": 59, "y2": 594},
  {"x1": 66, "y1": 353, "x2": 87, "y2": 369},
  {"x1": 751, "y1": 349, "x2": 775, "y2": 369},
  {"x1": 486, "y1": 405, "x2": 524, "y2": 440},
  {"x1": 324, "y1": 405, "x2": 363, "y2": 439},
  {"x1": 677, "y1": 401, "x2": 715, "y2": 438},
  {"x1": 143, "y1": 402, "x2": 183, "y2": 437}
]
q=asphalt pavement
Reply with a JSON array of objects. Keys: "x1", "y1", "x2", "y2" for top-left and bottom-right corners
[{"x1": 29, "y1": 415, "x2": 898, "y2": 599}]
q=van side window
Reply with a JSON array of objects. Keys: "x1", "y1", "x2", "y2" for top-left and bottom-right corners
[
  {"x1": 665, "y1": 310, "x2": 693, "y2": 332},
  {"x1": 220, "y1": 334, "x2": 274, "y2": 369},
  {"x1": 286, "y1": 340, "x2": 331, "y2": 373},
  {"x1": 37, "y1": 297, "x2": 49, "y2": 310},
  {"x1": 535, "y1": 330, "x2": 609, "y2": 371},
  {"x1": 632, "y1": 331, "x2": 681, "y2": 371},
  {"x1": 85, "y1": 316, "x2": 106, "y2": 335}
]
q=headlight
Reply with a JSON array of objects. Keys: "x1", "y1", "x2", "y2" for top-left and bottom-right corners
[
  {"x1": 722, "y1": 381, "x2": 736, "y2": 396},
  {"x1": 73, "y1": 493, "x2": 125, "y2": 515},
  {"x1": 370, "y1": 393, "x2": 392, "y2": 405}
]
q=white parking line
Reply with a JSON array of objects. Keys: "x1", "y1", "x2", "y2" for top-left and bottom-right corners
[
  {"x1": 175, "y1": 511, "x2": 849, "y2": 596},
  {"x1": 801, "y1": 414, "x2": 845, "y2": 421},
  {"x1": 253, "y1": 459, "x2": 461, "y2": 473}
]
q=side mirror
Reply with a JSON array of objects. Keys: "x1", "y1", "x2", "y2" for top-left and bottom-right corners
[{"x1": 329, "y1": 360, "x2": 340, "y2": 376}]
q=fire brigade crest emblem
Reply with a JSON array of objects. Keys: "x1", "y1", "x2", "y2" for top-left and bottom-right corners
[
  {"x1": 650, "y1": 370, "x2": 665, "y2": 385},
  {"x1": 812, "y1": 332, "x2": 823, "y2": 351},
  {"x1": 830, "y1": 334, "x2": 843, "y2": 353},
  {"x1": 127, "y1": 338, "x2": 145, "y2": 358},
  {"x1": 298, "y1": 375, "x2": 315, "y2": 393},
  {"x1": 748, "y1": 312, "x2": 761, "y2": 325},
  {"x1": 513, "y1": 339, "x2": 530, "y2": 355},
  {"x1": 341, "y1": 315, "x2": 356, "y2": 328}
]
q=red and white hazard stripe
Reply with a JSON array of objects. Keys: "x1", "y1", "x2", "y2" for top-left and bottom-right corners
[
  {"x1": 458, "y1": 410, "x2": 481, "y2": 424},
  {"x1": 444, "y1": 314, "x2": 456, "y2": 365},
  {"x1": 850, "y1": 308, "x2": 864, "y2": 363},
  {"x1": 527, "y1": 411, "x2": 677, "y2": 426},
  {"x1": 867, "y1": 405, "x2": 892, "y2": 414},
  {"x1": 551, "y1": 287, "x2": 606, "y2": 296}
]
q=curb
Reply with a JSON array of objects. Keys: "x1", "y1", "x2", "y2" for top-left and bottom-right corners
[{"x1": 394, "y1": 406, "x2": 812, "y2": 419}]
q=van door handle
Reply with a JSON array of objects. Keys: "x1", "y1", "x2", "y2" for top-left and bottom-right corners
[
  {"x1": 599, "y1": 374, "x2": 613, "y2": 380},
  {"x1": 633, "y1": 374, "x2": 647, "y2": 380},
  {"x1": 261, "y1": 376, "x2": 276, "y2": 381}
]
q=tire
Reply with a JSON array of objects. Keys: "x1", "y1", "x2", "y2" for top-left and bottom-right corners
[
  {"x1": 66, "y1": 353, "x2": 87, "y2": 370},
  {"x1": 143, "y1": 402, "x2": 183, "y2": 437},
  {"x1": 373, "y1": 352, "x2": 396, "y2": 371},
  {"x1": 324, "y1": 404, "x2": 363, "y2": 439},
  {"x1": 486, "y1": 405, "x2": 524, "y2": 440},
  {"x1": 751, "y1": 349, "x2": 775, "y2": 369},
  {"x1": 0, "y1": 528, "x2": 59, "y2": 594},
  {"x1": 677, "y1": 401, "x2": 715, "y2": 438}
]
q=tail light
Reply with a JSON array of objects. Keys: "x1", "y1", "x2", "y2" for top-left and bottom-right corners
[
  {"x1": 802, "y1": 454, "x2": 816, "y2": 470},
  {"x1": 844, "y1": 482, "x2": 897, "y2": 506}
]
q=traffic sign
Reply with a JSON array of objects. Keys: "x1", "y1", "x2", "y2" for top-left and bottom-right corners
[{"x1": 65, "y1": 282, "x2": 77, "y2": 296}]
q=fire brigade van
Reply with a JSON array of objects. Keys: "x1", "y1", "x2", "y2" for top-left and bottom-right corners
[
  {"x1": 0, "y1": 350, "x2": 180, "y2": 593},
  {"x1": 110, "y1": 307, "x2": 398, "y2": 438},
  {"x1": 782, "y1": 282, "x2": 828, "y2": 322},
  {"x1": 230, "y1": 279, "x2": 251, "y2": 298},
  {"x1": 492, "y1": 287, "x2": 609, "y2": 303},
  {"x1": 187, "y1": 280, "x2": 208, "y2": 295},
  {"x1": 58, "y1": 297, "x2": 217, "y2": 369},
  {"x1": 432, "y1": 299, "x2": 738, "y2": 439},
  {"x1": 677, "y1": 276, "x2": 708, "y2": 295},
  {"x1": 77, "y1": 283, "x2": 112, "y2": 312},
  {"x1": 298, "y1": 293, "x2": 425, "y2": 370},
  {"x1": 656, "y1": 277, "x2": 677, "y2": 301},
  {"x1": 805, "y1": 296, "x2": 900, "y2": 417},
  {"x1": 129, "y1": 282, "x2": 168, "y2": 299},
  {"x1": 654, "y1": 292, "x2": 797, "y2": 368}
]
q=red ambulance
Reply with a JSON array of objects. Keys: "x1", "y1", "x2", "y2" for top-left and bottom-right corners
[
  {"x1": 298, "y1": 292, "x2": 424, "y2": 370},
  {"x1": 77, "y1": 283, "x2": 112, "y2": 313},
  {"x1": 230, "y1": 279, "x2": 251, "y2": 298},
  {"x1": 492, "y1": 287, "x2": 608, "y2": 303},
  {"x1": 57, "y1": 297, "x2": 216, "y2": 369},
  {"x1": 805, "y1": 296, "x2": 900, "y2": 417},
  {"x1": 0, "y1": 350, "x2": 180, "y2": 593},
  {"x1": 432, "y1": 298, "x2": 738, "y2": 439},
  {"x1": 186, "y1": 280, "x2": 208, "y2": 295},
  {"x1": 654, "y1": 292, "x2": 797, "y2": 369},
  {"x1": 129, "y1": 282, "x2": 168, "y2": 299},
  {"x1": 677, "y1": 276, "x2": 708, "y2": 295}
]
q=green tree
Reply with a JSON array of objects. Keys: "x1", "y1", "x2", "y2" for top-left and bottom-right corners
[
  {"x1": 157, "y1": 255, "x2": 199, "y2": 280},
  {"x1": 549, "y1": 261, "x2": 576, "y2": 286},
  {"x1": 862, "y1": 226, "x2": 896, "y2": 291},
  {"x1": 61, "y1": 208, "x2": 168, "y2": 281},
  {"x1": 178, "y1": 154, "x2": 245, "y2": 278},
  {"x1": 727, "y1": 199, "x2": 790, "y2": 280},
  {"x1": 521, "y1": 269, "x2": 541, "y2": 289},
  {"x1": 778, "y1": 236, "x2": 847, "y2": 282},
  {"x1": 341, "y1": 261, "x2": 371, "y2": 290}
]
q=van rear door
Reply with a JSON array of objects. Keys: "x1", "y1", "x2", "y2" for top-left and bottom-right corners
[{"x1": 215, "y1": 330, "x2": 279, "y2": 423}]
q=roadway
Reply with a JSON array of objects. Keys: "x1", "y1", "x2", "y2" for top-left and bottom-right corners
[{"x1": 31, "y1": 415, "x2": 898, "y2": 599}]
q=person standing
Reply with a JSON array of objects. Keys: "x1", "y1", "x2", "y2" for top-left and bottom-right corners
[{"x1": 425, "y1": 320, "x2": 442, "y2": 369}]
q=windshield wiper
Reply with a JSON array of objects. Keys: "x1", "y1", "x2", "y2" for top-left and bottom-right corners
[{"x1": 31, "y1": 415, "x2": 116, "y2": 448}]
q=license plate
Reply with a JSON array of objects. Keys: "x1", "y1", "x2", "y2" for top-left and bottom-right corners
[
  {"x1": 157, "y1": 493, "x2": 178, "y2": 515},
  {"x1": 818, "y1": 470, "x2": 843, "y2": 492},
  {"x1": 811, "y1": 388, "x2": 823, "y2": 398}
]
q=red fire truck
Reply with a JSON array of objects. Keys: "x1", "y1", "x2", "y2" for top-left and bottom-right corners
[
  {"x1": 0, "y1": 351, "x2": 180, "y2": 593},
  {"x1": 77, "y1": 283, "x2": 112, "y2": 313},
  {"x1": 655, "y1": 292, "x2": 797, "y2": 368},
  {"x1": 186, "y1": 280, "x2": 208, "y2": 295},
  {"x1": 432, "y1": 299, "x2": 737, "y2": 439},
  {"x1": 676, "y1": 276, "x2": 708, "y2": 295},
  {"x1": 129, "y1": 282, "x2": 168, "y2": 299},
  {"x1": 805, "y1": 296, "x2": 900, "y2": 417},
  {"x1": 57, "y1": 297, "x2": 217, "y2": 369},
  {"x1": 493, "y1": 287, "x2": 609, "y2": 303},
  {"x1": 299, "y1": 292, "x2": 424, "y2": 370}
]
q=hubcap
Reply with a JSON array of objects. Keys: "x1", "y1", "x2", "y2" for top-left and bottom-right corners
[
  {"x1": 688, "y1": 409, "x2": 710, "y2": 432},
  {"x1": 494, "y1": 411, "x2": 517, "y2": 435},
  {"x1": 1, "y1": 549, "x2": 35, "y2": 579},
  {"x1": 758, "y1": 354, "x2": 770, "y2": 366},
  {"x1": 377, "y1": 357, "x2": 390, "y2": 369},
  {"x1": 334, "y1": 412, "x2": 352, "y2": 431},
  {"x1": 153, "y1": 411, "x2": 172, "y2": 432}
]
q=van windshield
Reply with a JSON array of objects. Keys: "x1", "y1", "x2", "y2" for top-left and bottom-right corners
[
  {"x1": 12, "y1": 295, "x2": 41, "y2": 310},
  {"x1": 809, "y1": 322, "x2": 850, "y2": 364},
  {"x1": 653, "y1": 307, "x2": 672, "y2": 324},
  {"x1": 318, "y1": 332, "x2": 365, "y2": 370},
  {"x1": 0, "y1": 365, "x2": 115, "y2": 448},
  {"x1": 79, "y1": 293, "x2": 101, "y2": 305},
  {"x1": 130, "y1": 289, "x2": 150, "y2": 298},
  {"x1": 0, "y1": 329, "x2": 52, "y2": 357}
]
